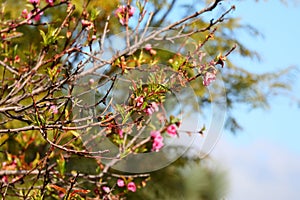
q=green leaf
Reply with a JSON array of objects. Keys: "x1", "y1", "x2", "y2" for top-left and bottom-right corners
[
  {"x1": 136, "y1": 0, "x2": 142, "y2": 11},
  {"x1": 123, "y1": 110, "x2": 132, "y2": 124},
  {"x1": 56, "y1": 156, "x2": 66, "y2": 176},
  {"x1": 31, "y1": 153, "x2": 40, "y2": 167},
  {"x1": 39, "y1": 29, "x2": 47, "y2": 46},
  {"x1": 90, "y1": 8, "x2": 101, "y2": 21},
  {"x1": 69, "y1": 130, "x2": 80, "y2": 138}
]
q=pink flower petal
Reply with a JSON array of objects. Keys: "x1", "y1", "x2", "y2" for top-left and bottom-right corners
[
  {"x1": 50, "y1": 105, "x2": 58, "y2": 114},
  {"x1": 166, "y1": 124, "x2": 177, "y2": 137},
  {"x1": 151, "y1": 131, "x2": 164, "y2": 152},
  {"x1": 135, "y1": 96, "x2": 144, "y2": 107},
  {"x1": 117, "y1": 179, "x2": 125, "y2": 187},
  {"x1": 127, "y1": 182, "x2": 136, "y2": 192},
  {"x1": 203, "y1": 72, "x2": 216, "y2": 86},
  {"x1": 29, "y1": 0, "x2": 40, "y2": 4},
  {"x1": 102, "y1": 186, "x2": 110, "y2": 193}
]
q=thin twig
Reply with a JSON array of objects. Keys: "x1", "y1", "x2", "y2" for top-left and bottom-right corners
[{"x1": 0, "y1": 60, "x2": 19, "y2": 75}]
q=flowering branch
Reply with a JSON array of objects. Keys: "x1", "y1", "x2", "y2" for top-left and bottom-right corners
[{"x1": 0, "y1": 0, "x2": 236, "y2": 198}]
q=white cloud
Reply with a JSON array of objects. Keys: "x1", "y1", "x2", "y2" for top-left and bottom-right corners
[{"x1": 211, "y1": 135, "x2": 300, "y2": 200}]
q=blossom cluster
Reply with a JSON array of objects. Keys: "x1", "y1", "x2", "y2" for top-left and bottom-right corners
[
  {"x1": 117, "y1": 179, "x2": 137, "y2": 192},
  {"x1": 102, "y1": 179, "x2": 137, "y2": 194},
  {"x1": 151, "y1": 131, "x2": 164, "y2": 152},
  {"x1": 21, "y1": 0, "x2": 58, "y2": 22},
  {"x1": 150, "y1": 124, "x2": 178, "y2": 152},
  {"x1": 134, "y1": 96, "x2": 160, "y2": 115},
  {"x1": 0, "y1": 0, "x2": 231, "y2": 198},
  {"x1": 202, "y1": 71, "x2": 216, "y2": 86},
  {"x1": 22, "y1": 8, "x2": 43, "y2": 22},
  {"x1": 115, "y1": 5, "x2": 135, "y2": 25}
]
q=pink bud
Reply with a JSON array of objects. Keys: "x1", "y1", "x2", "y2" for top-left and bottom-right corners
[
  {"x1": 144, "y1": 44, "x2": 152, "y2": 51},
  {"x1": 89, "y1": 78, "x2": 95, "y2": 85},
  {"x1": 166, "y1": 124, "x2": 177, "y2": 137},
  {"x1": 50, "y1": 105, "x2": 58, "y2": 114},
  {"x1": 14, "y1": 55, "x2": 20, "y2": 63},
  {"x1": 81, "y1": 19, "x2": 94, "y2": 30},
  {"x1": 127, "y1": 182, "x2": 136, "y2": 192},
  {"x1": 21, "y1": 9, "x2": 29, "y2": 19},
  {"x1": 117, "y1": 179, "x2": 125, "y2": 187},
  {"x1": 21, "y1": 9, "x2": 33, "y2": 23},
  {"x1": 46, "y1": 0, "x2": 54, "y2": 6},
  {"x1": 1, "y1": 176, "x2": 8, "y2": 184},
  {"x1": 32, "y1": 9, "x2": 43, "y2": 21},
  {"x1": 102, "y1": 186, "x2": 110, "y2": 193}
]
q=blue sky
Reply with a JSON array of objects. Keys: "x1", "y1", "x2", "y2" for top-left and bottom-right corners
[{"x1": 210, "y1": 0, "x2": 300, "y2": 199}]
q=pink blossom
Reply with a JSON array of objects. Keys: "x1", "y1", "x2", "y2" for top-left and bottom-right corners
[
  {"x1": 115, "y1": 5, "x2": 135, "y2": 25},
  {"x1": 58, "y1": 191, "x2": 65, "y2": 198},
  {"x1": 50, "y1": 105, "x2": 58, "y2": 114},
  {"x1": 151, "y1": 102, "x2": 159, "y2": 112},
  {"x1": 21, "y1": 9, "x2": 31, "y2": 19},
  {"x1": 128, "y1": 6, "x2": 135, "y2": 17},
  {"x1": 46, "y1": 0, "x2": 54, "y2": 6},
  {"x1": 144, "y1": 44, "x2": 152, "y2": 51},
  {"x1": 145, "y1": 107, "x2": 154, "y2": 115},
  {"x1": 152, "y1": 137, "x2": 164, "y2": 152},
  {"x1": 11, "y1": 160, "x2": 17, "y2": 168},
  {"x1": 102, "y1": 186, "x2": 110, "y2": 193},
  {"x1": 29, "y1": 0, "x2": 40, "y2": 4},
  {"x1": 29, "y1": 9, "x2": 43, "y2": 21},
  {"x1": 117, "y1": 179, "x2": 125, "y2": 187},
  {"x1": 135, "y1": 96, "x2": 144, "y2": 107},
  {"x1": 21, "y1": 9, "x2": 29, "y2": 18},
  {"x1": 150, "y1": 130, "x2": 160, "y2": 138},
  {"x1": 202, "y1": 72, "x2": 216, "y2": 86},
  {"x1": 151, "y1": 131, "x2": 164, "y2": 152},
  {"x1": 145, "y1": 102, "x2": 159, "y2": 115},
  {"x1": 81, "y1": 19, "x2": 94, "y2": 30},
  {"x1": 22, "y1": 9, "x2": 42, "y2": 23},
  {"x1": 14, "y1": 55, "x2": 20, "y2": 63},
  {"x1": 115, "y1": 7, "x2": 126, "y2": 25},
  {"x1": 115, "y1": 6, "x2": 124, "y2": 14},
  {"x1": 166, "y1": 124, "x2": 177, "y2": 137},
  {"x1": 89, "y1": 78, "x2": 95, "y2": 85},
  {"x1": 1, "y1": 176, "x2": 8, "y2": 184},
  {"x1": 127, "y1": 182, "x2": 136, "y2": 192}
]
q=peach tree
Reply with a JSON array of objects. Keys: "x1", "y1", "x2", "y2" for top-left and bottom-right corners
[{"x1": 0, "y1": 0, "x2": 293, "y2": 199}]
